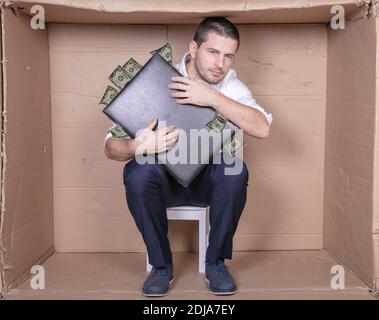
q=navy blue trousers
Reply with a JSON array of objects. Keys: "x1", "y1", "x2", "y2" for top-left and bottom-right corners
[{"x1": 122, "y1": 153, "x2": 249, "y2": 267}]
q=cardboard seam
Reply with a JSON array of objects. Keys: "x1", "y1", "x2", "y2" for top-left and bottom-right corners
[
  {"x1": 10, "y1": 4, "x2": 20, "y2": 16},
  {"x1": 367, "y1": 0, "x2": 379, "y2": 17},
  {"x1": 0, "y1": 0, "x2": 7, "y2": 298},
  {"x1": 6, "y1": 246, "x2": 54, "y2": 292},
  {"x1": 326, "y1": 248, "x2": 375, "y2": 291},
  {"x1": 359, "y1": 0, "x2": 378, "y2": 17},
  {"x1": 6, "y1": 287, "x2": 370, "y2": 294},
  {"x1": 346, "y1": 0, "x2": 377, "y2": 20},
  {"x1": 7, "y1": 1, "x2": 35, "y2": 21},
  {"x1": 373, "y1": 0, "x2": 379, "y2": 294},
  {"x1": 3, "y1": 0, "x2": 368, "y2": 15}
]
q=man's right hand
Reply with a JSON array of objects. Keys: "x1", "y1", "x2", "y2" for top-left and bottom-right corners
[{"x1": 134, "y1": 118, "x2": 179, "y2": 155}]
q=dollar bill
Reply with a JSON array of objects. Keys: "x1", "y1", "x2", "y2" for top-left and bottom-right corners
[
  {"x1": 108, "y1": 125, "x2": 130, "y2": 139},
  {"x1": 122, "y1": 57, "x2": 143, "y2": 79},
  {"x1": 150, "y1": 42, "x2": 172, "y2": 64},
  {"x1": 99, "y1": 86, "x2": 119, "y2": 105},
  {"x1": 205, "y1": 112, "x2": 227, "y2": 133},
  {"x1": 224, "y1": 135, "x2": 246, "y2": 157},
  {"x1": 108, "y1": 65, "x2": 132, "y2": 89}
]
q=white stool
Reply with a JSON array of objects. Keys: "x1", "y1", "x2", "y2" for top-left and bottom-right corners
[{"x1": 146, "y1": 206, "x2": 210, "y2": 273}]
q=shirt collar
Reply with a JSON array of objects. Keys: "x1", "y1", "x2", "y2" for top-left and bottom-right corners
[{"x1": 177, "y1": 51, "x2": 191, "y2": 77}]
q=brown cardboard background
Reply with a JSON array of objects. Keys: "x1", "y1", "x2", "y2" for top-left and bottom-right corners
[
  {"x1": 374, "y1": 11, "x2": 379, "y2": 291},
  {"x1": 1, "y1": 9, "x2": 54, "y2": 289},
  {"x1": 0, "y1": 5, "x2": 4, "y2": 294},
  {"x1": 49, "y1": 23, "x2": 326, "y2": 252},
  {"x1": 170, "y1": 24, "x2": 327, "y2": 250},
  {"x1": 5, "y1": 251, "x2": 376, "y2": 300},
  {"x1": 1, "y1": 0, "x2": 379, "y2": 294},
  {"x1": 324, "y1": 13, "x2": 377, "y2": 286},
  {"x1": 7, "y1": 0, "x2": 361, "y2": 24}
]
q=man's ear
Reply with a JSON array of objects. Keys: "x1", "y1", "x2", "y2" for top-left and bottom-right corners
[{"x1": 189, "y1": 40, "x2": 198, "y2": 59}]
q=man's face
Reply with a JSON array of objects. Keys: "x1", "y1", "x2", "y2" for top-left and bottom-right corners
[{"x1": 191, "y1": 32, "x2": 238, "y2": 85}]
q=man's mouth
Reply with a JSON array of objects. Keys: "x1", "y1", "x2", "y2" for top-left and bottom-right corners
[{"x1": 210, "y1": 70, "x2": 223, "y2": 77}]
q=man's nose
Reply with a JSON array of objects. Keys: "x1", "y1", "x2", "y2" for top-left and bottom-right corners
[{"x1": 215, "y1": 56, "x2": 224, "y2": 70}]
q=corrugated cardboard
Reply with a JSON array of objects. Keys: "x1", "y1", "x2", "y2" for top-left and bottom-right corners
[
  {"x1": 0, "y1": 3, "x2": 54, "y2": 294},
  {"x1": 324, "y1": 9, "x2": 377, "y2": 288},
  {"x1": 49, "y1": 22, "x2": 326, "y2": 253},
  {"x1": 373, "y1": 5, "x2": 379, "y2": 292},
  {"x1": 0, "y1": 6, "x2": 4, "y2": 294},
  {"x1": 0, "y1": 0, "x2": 379, "y2": 297},
  {"x1": 4, "y1": 251, "x2": 377, "y2": 300},
  {"x1": 3, "y1": 0, "x2": 364, "y2": 24}
]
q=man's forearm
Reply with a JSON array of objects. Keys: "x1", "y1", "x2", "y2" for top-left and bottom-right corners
[
  {"x1": 105, "y1": 138, "x2": 137, "y2": 162},
  {"x1": 210, "y1": 92, "x2": 270, "y2": 139}
]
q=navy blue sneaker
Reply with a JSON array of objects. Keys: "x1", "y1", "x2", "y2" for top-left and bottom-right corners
[
  {"x1": 142, "y1": 264, "x2": 174, "y2": 297},
  {"x1": 205, "y1": 260, "x2": 237, "y2": 295}
]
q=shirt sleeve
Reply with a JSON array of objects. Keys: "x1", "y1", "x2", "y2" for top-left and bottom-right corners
[
  {"x1": 226, "y1": 77, "x2": 273, "y2": 126},
  {"x1": 104, "y1": 122, "x2": 117, "y2": 144}
]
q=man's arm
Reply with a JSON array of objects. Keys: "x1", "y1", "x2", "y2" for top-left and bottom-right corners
[
  {"x1": 169, "y1": 76, "x2": 271, "y2": 139},
  {"x1": 210, "y1": 92, "x2": 270, "y2": 139},
  {"x1": 104, "y1": 118, "x2": 179, "y2": 162},
  {"x1": 104, "y1": 138, "x2": 137, "y2": 162}
]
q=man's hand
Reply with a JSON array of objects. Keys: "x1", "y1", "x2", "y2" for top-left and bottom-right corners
[
  {"x1": 168, "y1": 76, "x2": 218, "y2": 107},
  {"x1": 134, "y1": 118, "x2": 179, "y2": 155}
]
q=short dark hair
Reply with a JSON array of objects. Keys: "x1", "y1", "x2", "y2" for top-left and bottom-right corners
[{"x1": 193, "y1": 17, "x2": 240, "y2": 51}]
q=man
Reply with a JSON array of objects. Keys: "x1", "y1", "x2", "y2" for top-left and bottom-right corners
[{"x1": 104, "y1": 17, "x2": 273, "y2": 297}]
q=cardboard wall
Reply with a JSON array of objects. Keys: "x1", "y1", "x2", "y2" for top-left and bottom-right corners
[
  {"x1": 324, "y1": 13, "x2": 377, "y2": 286},
  {"x1": 50, "y1": 23, "x2": 327, "y2": 252},
  {"x1": 6, "y1": 0, "x2": 361, "y2": 24},
  {"x1": 0, "y1": 9, "x2": 54, "y2": 290},
  {"x1": 2, "y1": 0, "x2": 378, "y2": 292},
  {"x1": 374, "y1": 10, "x2": 379, "y2": 291},
  {"x1": 0, "y1": 6, "x2": 4, "y2": 295}
]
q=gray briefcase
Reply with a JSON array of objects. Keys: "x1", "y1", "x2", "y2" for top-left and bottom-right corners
[{"x1": 103, "y1": 52, "x2": 238, "y2": 187}]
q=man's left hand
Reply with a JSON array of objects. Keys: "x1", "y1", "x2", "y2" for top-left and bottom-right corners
[{"x1": 168, "y1": 76, "x2": 218, "y2": 107}]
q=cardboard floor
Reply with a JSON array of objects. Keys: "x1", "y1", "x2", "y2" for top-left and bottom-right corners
[{"x1": 4, "y1": 250, "x2": 378, "y2": 300}]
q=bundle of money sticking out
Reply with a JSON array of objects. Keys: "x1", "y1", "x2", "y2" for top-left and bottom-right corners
[
  {"x1": 100, "y1": 42, "x2": 245, "y2": 186},
  {"x1": 100, "y1": 42, "x2": 172, "y2": 107},
  {"x1": 100, "y1": 43, "x2": 173, "y2": 139}
]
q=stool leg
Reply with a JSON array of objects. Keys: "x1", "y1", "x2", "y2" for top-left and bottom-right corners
[
  {"x1": 199, "y1": 213, "x2": 207, "y2": 273},
  {"x1": 146, "y1": 254, "x2": 152, "y2": 272}
]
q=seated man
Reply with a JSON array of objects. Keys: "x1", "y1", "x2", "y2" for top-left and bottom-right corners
[{"x1": 104, "y1": 16, "x2": 273, "y2": 297}]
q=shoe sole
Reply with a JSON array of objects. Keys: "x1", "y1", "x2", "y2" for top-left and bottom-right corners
[
  {"x1": 142, "y1": 278, "x2": 174, "y2": 297},
  {"x1": 205, "y1": 278, "x2": 238, "y2": 296}
]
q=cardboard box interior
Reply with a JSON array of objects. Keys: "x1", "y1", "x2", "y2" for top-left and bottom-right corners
[{"x1": 0, "y1": 0, "x2": 378, "y2": 296}]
